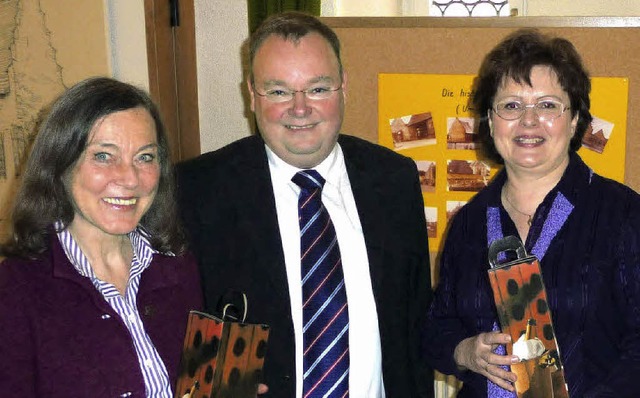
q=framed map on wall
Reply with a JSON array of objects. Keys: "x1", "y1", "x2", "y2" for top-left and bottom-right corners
[{"x1": 0, "y1": 0, "x2": 109, "y2": 240}]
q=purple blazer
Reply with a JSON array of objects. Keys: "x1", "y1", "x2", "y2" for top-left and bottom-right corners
[{"x1": 0, "y1": 236, "x2": 203, "y2": 397}]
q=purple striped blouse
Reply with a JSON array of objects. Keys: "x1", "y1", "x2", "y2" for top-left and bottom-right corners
[{"x1": 57, "y1": 226, "x2": 172, "y2": 397}]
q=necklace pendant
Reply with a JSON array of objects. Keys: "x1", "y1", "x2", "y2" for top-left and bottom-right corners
[{"x1": 527, "y1": 215, "x2": 533, "y2": 226}]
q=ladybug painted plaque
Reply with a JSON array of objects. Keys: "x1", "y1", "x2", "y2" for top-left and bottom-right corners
[
  {"x1": 487, "y1": 236, "x2": 569, "y2": 398},
  {"x1": 174, "y1": 310, "x2": 269, "y2": 398}
]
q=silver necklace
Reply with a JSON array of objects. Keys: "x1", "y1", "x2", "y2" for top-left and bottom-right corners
[{"x1": 502, "y1": 189, "x2": 533, "y2": 226}]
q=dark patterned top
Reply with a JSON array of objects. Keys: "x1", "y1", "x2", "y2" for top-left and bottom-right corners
[{"x1": 423, "y1": 153, "x2": 640, "y2": 397}]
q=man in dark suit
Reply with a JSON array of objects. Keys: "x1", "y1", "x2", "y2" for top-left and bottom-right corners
[{"x1": 176, "y1": 12, "x2": 433, "y2": 398}]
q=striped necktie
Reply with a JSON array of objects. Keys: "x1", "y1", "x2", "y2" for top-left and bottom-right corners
[{"x1": 292, "y1": 169, "x2": 349, "y2": 398}]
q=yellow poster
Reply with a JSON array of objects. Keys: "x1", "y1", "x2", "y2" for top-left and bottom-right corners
[{"x1": 378, "y1": 74, "x2": 628, "y2": 251}]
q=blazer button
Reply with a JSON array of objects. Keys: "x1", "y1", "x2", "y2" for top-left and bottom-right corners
[
  {"x1": 283, "y1": 375, "x2": 291, "y2": 381},
  {"x1": 119, "y1": 392, "x2": 132, "y2": 397}
]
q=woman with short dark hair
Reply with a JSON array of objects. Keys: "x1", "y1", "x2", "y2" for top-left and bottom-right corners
[{"x1": 423, "y1": 29, "x2": 640, "y2": 397}]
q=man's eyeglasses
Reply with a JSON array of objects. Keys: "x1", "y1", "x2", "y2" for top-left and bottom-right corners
[
  {"x1": 253, "y1": 85, "x2": 342, "y2": 103},
  {"x1": 493, "y1": 99, "x2": 570, "y2": 122}
]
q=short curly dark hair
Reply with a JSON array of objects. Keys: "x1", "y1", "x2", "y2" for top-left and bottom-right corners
[
  {"x1": 472, "y1": 28, "x2": 592, "y2": 164},
  {"x1": 1, "y1": 77, "x2": 186, "y2": 258}
]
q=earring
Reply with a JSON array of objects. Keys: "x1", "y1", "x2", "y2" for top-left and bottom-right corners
[{"x1": 487, "y1": 116, "x2": 494, "y2": 138}]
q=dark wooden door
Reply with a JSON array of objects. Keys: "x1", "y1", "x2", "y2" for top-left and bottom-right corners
[{"x1": 144, "y1": 0, "x2": 200, "y2": 162}]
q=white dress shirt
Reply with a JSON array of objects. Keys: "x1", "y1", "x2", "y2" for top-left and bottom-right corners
[{"x1": 266, "y1": 144, "x2": 386, "y2": 398}]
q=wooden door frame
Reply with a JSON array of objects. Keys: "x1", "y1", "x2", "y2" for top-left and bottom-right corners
[{"x1": 144, "y1": 0, "x2": 200, "y2": 162}]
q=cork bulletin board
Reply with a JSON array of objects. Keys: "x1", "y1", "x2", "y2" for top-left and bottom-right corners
[
  {"x1": 322, "y1": 16, "x2": 640, "y2": 192},
  {"x1": 323, "y1": 17, "x2": 640, "y2": 397}
]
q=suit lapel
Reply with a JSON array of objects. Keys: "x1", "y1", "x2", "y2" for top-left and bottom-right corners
[
  {"x1": 229, "y1": 136, "x2": 291, "y2": 303},
  {"x1": 339, "y1": 136, "x2": 387, "y2": 296}
]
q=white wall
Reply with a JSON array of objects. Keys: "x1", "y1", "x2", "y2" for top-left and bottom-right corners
[
  {"x1": 106, "y1": 0, "x2": 251, "y2": 154},
  {"x1": 328, "y1": 0, "x2": 640, "y2": 16},
  {"x1": 194, "y1": 0, "x2": 252, "y2": 153},
  {"x1": 522, "y1": 0, "x2": 640, "y2": 16},
  {"x1": 335, "y1": 0, "x2": 400, "y2": 16},
  {"x1": 105, "y1": 0, "x2": 149, "y2": 90},
  {"x1": 328, "y1": 0, "x2": 429, "y2": 16}
]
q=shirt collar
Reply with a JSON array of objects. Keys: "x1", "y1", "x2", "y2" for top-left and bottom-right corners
[
  {"x1": 55, "y1": 223, "x2": 157, "y2": 280},
  {"x1": 265, "y1": 143, "x2": 345, "y2": 191}
]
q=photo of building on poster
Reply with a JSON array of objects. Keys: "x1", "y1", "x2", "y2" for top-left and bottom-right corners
[
  {"x1": 378, "y1": 73, "x2": 628, "y2": 251},
  {"x1": 446, "y1": 117, "x2": 480, "y2": 150},
  {"x1": 424, "y1": 207, "x2": 437, "y2": 239},
  {"x1": 582, "y1": 115, "x2": 615, "y2": 154},
  {"x1": 446, "y1": 201, "x2": 467, "y2": 222},
  {"x1": 389, "y1": 112, "x2": 436, "y2": 150},
  {"x1": 415, "y1": 160, "x2": 436, "y2": 193}
]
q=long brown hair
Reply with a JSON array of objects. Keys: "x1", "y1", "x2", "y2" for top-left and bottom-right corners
[{"x1": 1, "y1": 77, "x2": 186, "y2": 258}]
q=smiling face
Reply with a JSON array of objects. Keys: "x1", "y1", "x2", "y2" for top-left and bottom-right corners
[
  {"x1": 490, "y1": 65, "x2": 578, "y2": 177},
  {"x1": 248, "y1": 33, "x2": 346, "y2": 169},
  {"x1": 66, "y1": 107, "x2": 160, "y2": 239}
]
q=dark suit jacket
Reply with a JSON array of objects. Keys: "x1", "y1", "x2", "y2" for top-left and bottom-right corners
[{"x1": 176, "y1": 134, "x2": 433, "y2": 397}]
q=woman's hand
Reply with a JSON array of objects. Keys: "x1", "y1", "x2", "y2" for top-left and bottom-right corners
[{"x1": 453, "y1": 331, "x2": 520, "y2": 391}]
